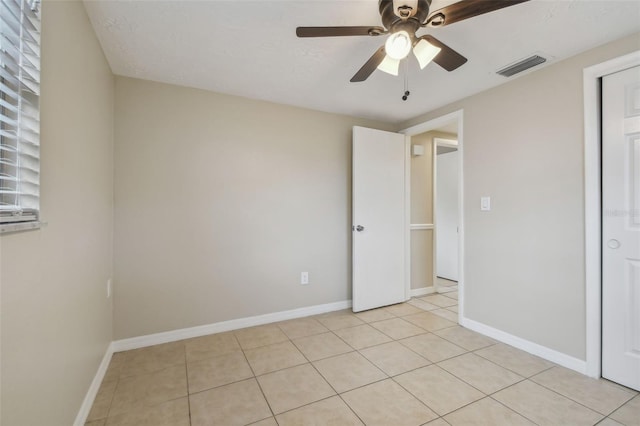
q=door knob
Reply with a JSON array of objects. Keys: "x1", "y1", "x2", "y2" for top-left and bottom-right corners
[
  {"x1": 355, "y1": 225, "x2": 365, "y2": 232},
  {"x1": 607, "y1": 239, "x2": 621, "y2": 249}
]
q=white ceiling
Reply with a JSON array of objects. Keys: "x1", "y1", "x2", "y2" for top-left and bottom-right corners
[{"x1": 83, "y1": 0, "x2": 640, "y2": 123}]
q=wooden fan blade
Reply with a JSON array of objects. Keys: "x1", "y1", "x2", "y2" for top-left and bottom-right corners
[
  {"x1": 426, "y1": 0, "x2": 529, "y2": 27},
  {"x1": 351, "y1": 46, "x2": 386, "y2": 82},
  {"x1": 296, "y1": 26, "x2": 385, "y2": 37},
  {"x1": 420, "y1": 35, "x2": 467, "y2": 71}
]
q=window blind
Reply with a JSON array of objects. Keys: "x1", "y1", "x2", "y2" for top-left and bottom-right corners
[{"x1": 0, "y1": 0, "x2": 40, "y2": 224}]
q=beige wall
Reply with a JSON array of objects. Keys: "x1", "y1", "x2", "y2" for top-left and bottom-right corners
[
  {"x1": 0, "y1": 1, "x2": 114, "y2": 424},
  {"x1": 113, "y1": 77, "x2": 393, "y2": 339},
  {"x1": 410, "y1": 230, "x2": 434, "y2": 290},
  {"x1": 410, "y1": 132, "x2": 434, "y2": 224},
  {"x1": 400, "y1": 33, "x2": 640, "y2": 360},
  {"x1": 410, "y1": 130, "x2": 458, "y2": 224}
]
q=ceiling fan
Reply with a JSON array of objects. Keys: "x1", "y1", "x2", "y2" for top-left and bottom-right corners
[{"x1": 296, "y1": 0, "x2": 529, "y2": 82}]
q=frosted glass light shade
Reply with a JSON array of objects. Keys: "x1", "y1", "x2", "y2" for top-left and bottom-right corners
[
  {"x1": 413, "y1": 38, "x2": 442, "y2": 69},
  {"x1": 385, "y1": 31, "x2": 411, "y2": 60},
  {"x1": 377, "y1": 55, "x2": 400, "y2": 76}
]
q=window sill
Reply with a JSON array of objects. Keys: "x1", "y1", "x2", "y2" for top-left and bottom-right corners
[{"x1": 0, "y1": 221, "x2": 44, "y2": 235}]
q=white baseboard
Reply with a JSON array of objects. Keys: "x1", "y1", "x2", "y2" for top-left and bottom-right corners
[
  {"x1": 410, "y1": 286, "x2": 435, "y2": 298},
  {"x1": 76, "y1": 300, "x2": 590, "y2": 424},
  {"x1": 112, "y1": 299, "x2": 352, "y2": 352},
  {"x1": 76, "y1": 299, "x2": 352, "y2": 424},
  {"x1": 73, "y1": 342, "x2": 115, "y2": 426},
  {"x1": 460, "y1": 317, "x2": 587, "y2": 374}
]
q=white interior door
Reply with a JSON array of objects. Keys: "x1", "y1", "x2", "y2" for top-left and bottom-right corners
[
  {"x1": 436, "y1": 150, "x2": 459, "y2": 282},
  {"x1": 352, "y1": 126, "x2": 407, "y2": 312},
  {"x1": 602, "y1": 65, "x2": 640, "y2": 391}
]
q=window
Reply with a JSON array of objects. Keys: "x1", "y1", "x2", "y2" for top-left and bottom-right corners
[{"x1": 0, "y1": 0, "x2": 40, "y2": 225}]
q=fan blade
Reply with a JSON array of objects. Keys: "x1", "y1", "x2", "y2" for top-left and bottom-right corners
[
  {"x1": 426, "y1": 0, "x2": 529, "y2": 27},
  {"x1": 419, "y1": 35, "x2": 467, "y2": 71},
  {"x1": 351, "y1": 46, "x2": 387, "y2": 82},
  {"x1": 296, "y1": 26, "x2": 385, "y2": 37}
]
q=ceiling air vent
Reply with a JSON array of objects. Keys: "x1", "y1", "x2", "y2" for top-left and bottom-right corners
[{"x1": 496, "y1": 55, "x2": 546, "y2": 77}]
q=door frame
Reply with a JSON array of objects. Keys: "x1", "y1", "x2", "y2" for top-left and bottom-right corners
[
  {"x1": 583, "y1": 50, "x2": 640, "y2": 378},
  {"x1": 400, "y1": 109, "x2": 465, "y2": 321}
]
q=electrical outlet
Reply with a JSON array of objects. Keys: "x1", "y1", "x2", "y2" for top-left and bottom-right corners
[
  {"x1": 301, "y1": 272, "x2": 309, "y2": 285},
  {"x1": 107, "y1": 279, "x2": 112, "y2": 299}
]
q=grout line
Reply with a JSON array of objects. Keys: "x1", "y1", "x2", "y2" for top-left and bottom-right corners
[
  {"x1": 92, "y1": 304, "x2": 630, "y2": 425},
  {"x1": 336, "y1": 393, "x2": 368, "y2": 426},
  {"x1": 100, "y1": 349, "x2": 169, "y2": 422},
  {"x1": 330, "y1": 326, "x2": 392, "y2": 352},
  {"x1": 397, "y1": 332, "x2": 470, "y2": 363},
  {"x1": 395, "y1": 362, "x2": 533, "y2": 421},
  {"x1": 390, "y1": 370, "x2": 450, "y2": 419},
  {"x1": 265, "y1": 323, "x2": 388, "y2": 424},
  {"x1": 268, "y1": 328, "x2": 360, "y2": 423},
  {"x1": 431, "y1": 351, "x2": 532, "y2": 399},
  {"x1": 100, "y1": 352, "x2": 131, "y2": 420},
  {"x1": 487, "y1": 394, "x2": 542, "y2": 426},
  {"x1": 489, "y1": 378, "x2": 606, "y2": 424},
  {"x1": 182, "y1": 344, "x2": 193, "y2": 426},
  {"x1": 244, "y1": 311, "x2": 428, "y2": 423},
  {"x1": 186, "y1": 376, "x2": 256, "y2": 398},
  {"x1": 102, "y1": 370, "x2": 121, "y2": 422},
  {"x1": 431, "y1": 327, "x2": 499, "y2": 352},
  {"x1": 235, "y1": 334, "x2": 278, "y2": 421},
  {"x1": 526, "y1": 369, "x2": 636, "y2": 417},
  {"x1": 255, "y1": 323, "x2": 342, "y2": 421},
  {"x1": 470, "y1": 345, "x2": 557, "y2": 379}
]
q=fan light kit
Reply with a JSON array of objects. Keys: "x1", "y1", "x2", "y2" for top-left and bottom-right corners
[
  {"x1": 385, "y1": 30, "x2": 412, "y2": 60},
  {"x1": 378, "y1": 33, "x2": 442, "y2": 76},
  {"x1": 296, "y1": 0, "x2": 530, "y2": 83},
  {"x1": 377, "y1": 55, "x2": 401, "y2": 76},
  {"x1": 413, "y1": 38, "x2": 442, "y2": 69}
]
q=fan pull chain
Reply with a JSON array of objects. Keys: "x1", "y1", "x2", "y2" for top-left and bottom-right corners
[{"x1": 402, "y1": 59, "x2": 410, "y2": 101}]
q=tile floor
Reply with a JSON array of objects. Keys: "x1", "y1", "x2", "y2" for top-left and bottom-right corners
[{"x1": 86, "y1": 291, "x2": 639, "y2": 426}]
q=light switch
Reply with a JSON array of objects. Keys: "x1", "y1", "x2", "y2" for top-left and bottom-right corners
[{"x1": 481, "y1": 196, "x2": 491, "y2": 211}]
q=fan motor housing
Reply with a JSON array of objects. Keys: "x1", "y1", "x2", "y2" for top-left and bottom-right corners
[{"x1": 379, "y1": 0, "x2": 432, "y2": 30}]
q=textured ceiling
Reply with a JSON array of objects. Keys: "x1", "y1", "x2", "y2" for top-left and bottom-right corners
[{"x1": 83, "y1": 0, "x2": 640, "y2": 123}]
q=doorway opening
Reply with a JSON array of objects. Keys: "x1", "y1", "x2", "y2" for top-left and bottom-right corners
[
  {"x1": 401, "y1": 110, "x2": 464, "y2": 322},
  {"x1": 434, "y1": 137, "x2": 459, "y2": 294}
]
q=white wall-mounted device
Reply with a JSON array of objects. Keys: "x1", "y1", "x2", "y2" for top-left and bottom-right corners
[{"x1": 412, "y1": 144, "x2": 425, "y2": 156}]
